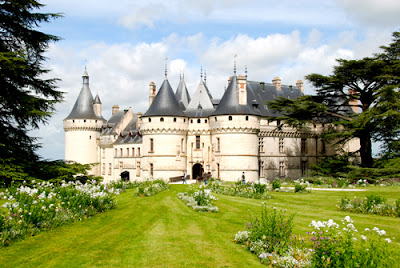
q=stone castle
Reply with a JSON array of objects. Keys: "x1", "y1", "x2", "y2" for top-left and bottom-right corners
[{"x1": 63, "y1": 66, "x2": 359, "y2": 183}]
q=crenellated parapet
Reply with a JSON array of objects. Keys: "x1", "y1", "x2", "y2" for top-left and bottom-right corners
[
  {"x1": 259, "y1": 130, "x2": 316, "y2": 138},
  {"x1": 63, "y1": 119, "x2": 104, "y2": 132}
]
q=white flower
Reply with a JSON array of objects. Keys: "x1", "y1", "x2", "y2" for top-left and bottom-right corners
[
  {"x1": 365, "y1": 228, "x2": 370, "y2": 232},
  {"x1": 352, "y1": 237, "x2": 357, "y2": 241},
  {"x1": 344, "y1": 216, "x2": 353, "y2": 223},
  {"x1": 385, "y1": 238, "x2": 392, "y2": 243},
  {"x1": 361, "y1": 235, "x2": 367, "y2": 241}
]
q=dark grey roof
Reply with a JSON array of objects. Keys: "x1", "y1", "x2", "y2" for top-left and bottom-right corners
[
  {"x1": 65, "y1": 71, "x2": 101, "y2": 120},
  {"x1": 94, "y1": 93, "x2": 102, "y2": 104},
  {"x1": 185, "y1": 80, "x2": 215, "y2": 117},
  {"x1": 143, "y1": 79, "x2": 185, "y2": 117},
  {"x1": 101, "y1": 110, "x2": 126, "y2": 136},
  {"x1": 115, "y1": 115, "x2": 143, "y2": 144},
  {"x1": 175, "y1": 76, "x2": 191, "y2": 109},
  {"x1": 246, "y1": 81, "x2": 304, "y2": 117},
  {"x1": 211, "y1": 75, "x2": 260, "y2": 116}
]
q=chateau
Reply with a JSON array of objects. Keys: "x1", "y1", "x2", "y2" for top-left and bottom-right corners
[{"x1": 64, "y1": 66, "x2": 359, "y2": 183}]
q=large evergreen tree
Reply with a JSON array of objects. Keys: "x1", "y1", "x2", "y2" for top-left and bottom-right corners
[
  {"x1": 268, "y1": 31, "x2": 400, "y2": 168},
  {"x1": 0, "y1": 0, "x2": 62, "y2": 182}
]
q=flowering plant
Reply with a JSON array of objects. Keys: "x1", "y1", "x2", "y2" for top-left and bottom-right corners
[
  {"x1": 134, "y1": 179, "x2": 169, "y2": 197},
  {"x1": 177, "y1": 184, "x2": 218, "y2": 212}
]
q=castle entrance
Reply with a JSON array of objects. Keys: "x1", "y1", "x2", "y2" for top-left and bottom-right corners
[{"x1": 192, "y1": 163, "x2": 203, "y2": 180}]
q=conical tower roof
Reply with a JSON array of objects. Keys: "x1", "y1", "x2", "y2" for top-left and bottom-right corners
[
  {"x1": 212, "y1": 75, "x2": 259, "y2": 116},
  {"x1": 185, "y1": 79, "x2": 215, "y2": 117},
  {"x1": 65, "y1": 69, "x2": 100, "y2": 120},
  {"x1": 94, "y1": 93, "x2": 102, "y2": 104},
  {"x1": 143, "y1": 78, "x2": 185, "y2": 117},
  {"x1": 175, "y1": 75, "x2": 191, "y2": 110}
]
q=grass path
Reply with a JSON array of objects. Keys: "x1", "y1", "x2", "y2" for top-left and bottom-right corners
[{"x1": 1, "y1": 185, "x2": 399, "y2": 267}]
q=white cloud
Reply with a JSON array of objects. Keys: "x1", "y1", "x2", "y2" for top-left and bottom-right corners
[{"x1": 336, "y1": 0, "x2": 400, "y2": 27}]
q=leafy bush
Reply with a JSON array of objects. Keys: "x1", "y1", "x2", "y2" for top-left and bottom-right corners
[
  {"x1": 346, "y1": 166, "x2": 400, "y2": 182},
  {"x1": 309, "y1": 216, "x2": 396, "y2": 267},
  {"x1": 134, "y1": 179, "x2": 169, "y2": 197},
  {"x1": 178, "y1": 184, "x2": 218, "y2": 212},
  {"x1": 272, "y1": 179, "x2": 281, "y2": 191},
  {"x1": 210, "y1": 182, "x2": 272, "y2": 200},
  {"x1": 0, "y1": 180, "x2": 118, "y2": 246},
  {"x1": 338, "y1": 194, "x2": 400, "y2": 217},
  {"x1": 294, "y1": 179, "x2": 310, "y2": 193}
]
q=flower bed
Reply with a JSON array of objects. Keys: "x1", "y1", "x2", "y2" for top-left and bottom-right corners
[
  {"x1": 234, "y1": 204, "x2": 396, "y2": 267},
  {"x1": 208, "y1": 181, "x2": 272, "y2": 200},
  {"x1": 178, "y1": 185, "x2": 218, "y2": 212},
  {"x1": 338, "y1": 194, "x2": 400, "y2": 217},
  {"x1": 134, "y1": 179, "x2": 169, "y2": 197},
  {"x1": 0, "y1": 180, "x2": 118, "y2": 246}
]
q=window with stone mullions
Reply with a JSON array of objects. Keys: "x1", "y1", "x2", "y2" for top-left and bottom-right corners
[
  {"x1": 279, "y1": 138, "x2": 284, "y2": 153},
  {"x1": 301, "y1": 138, "x2": 307, "y2": 154},
  {"x1": 196, "y1": 136, "x2": 200, "y2": 149},
  {"x1": 259, "y1": 137, "x2": 264, "y2": 153}
]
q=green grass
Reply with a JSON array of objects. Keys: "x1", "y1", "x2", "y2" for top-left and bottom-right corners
[{"x1": 0, "y1": 185, "x2": 399, "y2": 267}]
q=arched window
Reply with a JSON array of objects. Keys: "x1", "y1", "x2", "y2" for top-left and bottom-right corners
[
  {"x1": 197, "y1": 119, "x2": 201, "y2": 123},
  {"x1": 191, "y1": 119, "x2": 193, "y2": 123},
  {"x1": 160, "y1": 117, "x2": 164, "y2": 122},
  {"x1": 215, "y1": 117, "x2": 217, "y2": 121},
  {"x1": 149, "y1": 118, "x2": 151, "y2": 122},
  {"x1": 245, "y1": 116, "x2": 249, "y2": 121},
  {"x1": 173, "y1": 118, "x2": 176, "y2": 122},
  {"x1": 84, "y1": 119, "x2": 86, "y2": 123},
  {"x1": 205, "y1": 119, "x2": 208, "y2": 123},
  {"x1": 228, "y1": 116, "x2": 232, "y2": 121}
]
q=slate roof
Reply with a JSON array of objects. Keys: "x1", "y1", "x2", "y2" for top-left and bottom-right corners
[
  {"x1": 101, "y1": 110, "x2": 126, "y2": 136},
  {"x1": 94, "y1": 93, "x2": 102, "y2": 104},
  {"x1": 175, "y1": 76, "x2": 191, "y2": 110},
  {"x1": 185, "y1": 79, "x2": 215, "y2": 118},
  {"x1": 65, "y1": 70, "x2": 101, "y2": 120},
  {"x1": 114, "y1": 115, "x2": 143, "y2": 144},
  {"x1": 143, "y1": 79, "x2": 185, "y2": 117},
  {"x1": 211, "y1": 75, "x2": 260, "y2": 116}
]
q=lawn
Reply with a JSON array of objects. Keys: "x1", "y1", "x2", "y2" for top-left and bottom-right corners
[{"x1": 0, "y1": 184, "x2": 399, "y2": 267}]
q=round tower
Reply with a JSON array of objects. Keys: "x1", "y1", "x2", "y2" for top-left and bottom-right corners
[
  {"x1": 63, "y1": 68, "x2": 105, "y2": 175},
  {"x1": 210, "y1": 74, "x2": 260, "y2": 182},
  {"x1": 140, "y1": 69, "x2": 188, "y2": 181}
]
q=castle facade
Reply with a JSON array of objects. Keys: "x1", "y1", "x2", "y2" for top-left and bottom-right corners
[{"x1": 64, "y1": 67, "x2": 359, "y2": 183}]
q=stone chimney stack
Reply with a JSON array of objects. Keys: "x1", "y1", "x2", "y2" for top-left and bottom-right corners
[
  {"x1": 149, "y1": 81, "x2": 156, "y2": 107},
  {"x1": 296, "y1": 80, "x2": 304, "y2": 93},
  {"x1": 112, "y1": 105, "x2": 119, "y2": 115},
  {"x1": 272, "y1": 77, "x2": 281, "y2": 90},
  {"x1": 348, "y1": 89, "x2": 359, "y2": 113},
  {"x1": 136, "y1": 112, "x2": 143, "y2": 129},
  {"x1": 237, "y1": 75, "x2": 247, "y2": 105}
]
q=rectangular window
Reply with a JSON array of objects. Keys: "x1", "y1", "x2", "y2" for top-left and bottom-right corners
[
  {"x1": 102, "y1": 164, "x2": 105, "y2": 175},
  {"x1": 108, "y1": 163, "x2": 112, "y2": 175},
  {"x1": 259, "y1": 161, "x2": 264, "y2": 177},
  {"x1": 136, "y1": 161, "x2": 140, "y2": 176},
  {"x1": 115, "y1": 148, "x2": 117, "y2": 157},
  {"x1": 181, "y1": 138, "x2": 184, "y2": 153},
  {"x1": 150, "y1": 163, "x2": 153, "y2": 177},
  {"x1": 259, "y1": 137, "x2": 264, "y2": 153},
  {"x1": 279, "y1": 138, "x2": 284, "y2": 153},
  {"x1": 150, "y1": 138, "x2": 154, "y2": 152},
  {"x1": 301, "y1": 138, "x2": 307, "y2": 154},
  {"x1": 138, "y1": 148, "x2": 141, "y2": 156},
  {"x1": 279, "y1": 161, "x2": 285, "y2": 177},
  {"x1": 102, "y1": 148, "x2": 105, "y2": 159},
  {"x1": 301, "y1": 160, "x2": 307, "y2": 177},
  {"x1": 217, "y1": 138, "x2": 220, "y2": 152},
  {"x1": 196, "y1": 136, "x2": 200, "y2": 149},
  {"x1": 132, "y1": 148, "x2": 135, "y2": 157},
  {"x1": 120, "y1": 148, "x2": 123, "y2": 157}
]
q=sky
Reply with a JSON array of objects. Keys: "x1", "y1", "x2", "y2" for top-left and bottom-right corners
[{"x1": 31, "y1": 0, "x2": 400, "y2": 160}]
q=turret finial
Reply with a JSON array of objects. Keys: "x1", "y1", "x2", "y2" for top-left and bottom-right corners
[
  {"x1": 245, "y1": 65, "x2": 248, "y2": 78},
  {"x1": 200, "y1": 66, "x2": 203, "y2": 80},
  {"x1": 164, "y1": 57, "x2": 168, "y2": 79},
  {"x1": 204, "y1": 70, "x2": 207, "y2": 85},
  {"x1": 234, "y1": 54, "x2": 237, "y2": 75}
]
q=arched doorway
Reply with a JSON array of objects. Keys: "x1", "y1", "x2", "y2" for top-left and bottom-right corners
[{"x1": 192, "y1": 163, "x2": 203, "y2": 180}]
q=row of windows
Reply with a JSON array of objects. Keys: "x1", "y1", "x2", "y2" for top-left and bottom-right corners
[
  {"x1": 257, "y1": 160, "x2": 308, "y2": 178},
  {"x1": 258, "y1": 138, "x2": 308, "y2": 154},
  {"x1": 114, "y1": 147, "x2": 141, "y2": 157},
  {"x1": 71, "y1": 119, "x2": 98, "y2": 123},
  {"x1": 147, "y1": 116, "x2": 253, "y2": 123}
]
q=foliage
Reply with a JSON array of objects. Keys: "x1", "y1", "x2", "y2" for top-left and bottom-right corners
[
  {"x1": 134, "y1": 179, "x2": 169, "y2": 197},
  {"x1": 294, "y1": 179, "x2": 310, "y2": 193},
  {"x1": 310, "y1": 153, "x2": 353, "y2": 178},
  {"x1": 0, "y1": 0, "x2": 63, "y2": 183},
  {"x1": 272, "y1": 179, "x2": 281, "y2": 191},
  {"x1": 208, "y1": 181, "x2": 272, "y2": 200},
  {"x1": 346, "y1": 166, "x2": 400, "y2": 182},
  {"x1": 0, "y1": 180, "x2": 118, "y2": 246},
  {"x1": 338, "y1": 195, "x2": 400, "y2": 217},
  {"x1": 309, "y1": 216, "x2": 396, "y2": 267},
  {"x1": 267, "y1": 31, "x2": 400, "y2": 168},
  {"x1": 178, "y1": 184, "x2": 218, "y2": 212}
]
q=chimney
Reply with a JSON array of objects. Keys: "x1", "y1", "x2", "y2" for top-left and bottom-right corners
[
  {"x1": 136, "y1": 112, "x2": 143, "y2": 129},
  {"x1": 237, "y1": 75, "x2": 247, "y2": 105},
  {"x1": 272, "y1": 77, "x2": 281, "y2": 91},
  {"x1": 149, "y1": 81, "x2": 156, "y2": 107},
  {"x1": 112, "y1": 105, "x2": 119, "y2": 115},
  {"x1": 296, "y1": 80, "x2": 304, "y2": 93},
  {"x1": 348, "y1": 89, "x2": 359, "y2": 113}
]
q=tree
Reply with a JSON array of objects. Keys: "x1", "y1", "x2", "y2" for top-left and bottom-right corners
[
  {"x1": 268, "y1": 31, "x2": 400, "y2": 168},
  {"x1": 0, "y1": 1, "x2": 62, "y2": 181}
]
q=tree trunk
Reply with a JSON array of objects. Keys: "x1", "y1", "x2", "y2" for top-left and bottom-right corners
[{"x1": 359, "y1": 132, "x2": 373, "y2": 167}]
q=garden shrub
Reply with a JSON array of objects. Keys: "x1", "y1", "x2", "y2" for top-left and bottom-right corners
[
  {"x1": 178, "y1": 184, "x2": 218, "y2": 212},
  {"x1": 134, "y1": 179, "x2": 169, "y2": 197},
  {"x1": 338, "y1": 195, "x2": 400, "y2": 217},
  {"x1": 272, "y1": 179, "x2": 281, "y2": 191}
]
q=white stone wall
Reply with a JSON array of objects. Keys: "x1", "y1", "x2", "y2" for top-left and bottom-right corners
[{"x1": 64, "y1": 119, "x2": 103, "y2": 176}]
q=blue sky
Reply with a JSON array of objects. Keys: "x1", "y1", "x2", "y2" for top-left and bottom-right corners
[{"x1": 32, "y1": 0, "x2": 400, "y2": 160}]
